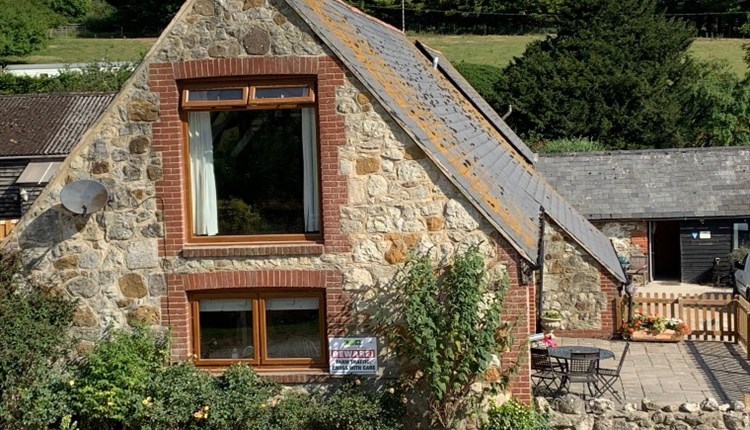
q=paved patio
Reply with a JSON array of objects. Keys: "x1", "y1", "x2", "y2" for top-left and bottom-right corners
[{"x1": 555, "y1": 337, "x2": 750, "y2": 404}]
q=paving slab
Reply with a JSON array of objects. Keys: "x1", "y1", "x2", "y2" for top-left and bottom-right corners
[{"x1": 550, "y1": 338, "x2": 750, "y2": 405}]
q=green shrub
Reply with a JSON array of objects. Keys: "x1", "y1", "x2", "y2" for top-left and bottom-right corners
[
  {"x1": 483, "y1": 399, "x2": 548, "y2": 430},
  {"x1": 310, "y1": 379, "x2": 405, "y2": 430},
  {"x1": 381, "y1": 247, "x2": 514, "y2": 429},
  {"x1": 0, "y1": 251, "x2": 75, "y2": 430},
  {"x1": 207, "y1": 363, "x2": 280, "y2": 429},
  {"x1": 0, "y1": 62, "x2": 134, "y2": 95},
  {"x1": 537, "y1": 137, "x2": 605, "y2": 153},
  {"x1": 138, "y1": 361, "x2": 218, "y2": 430},
  {"x1": 73, "y1": 327, "x2": 169, "y2": 428},
  {"x1": 454, "y1": 62, "x2": 503, "y2": 108}
]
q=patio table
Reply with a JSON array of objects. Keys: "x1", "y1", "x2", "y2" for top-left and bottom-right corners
[
  {"x1": 548, "y1": 346, "x2": 614, "y2": 361},
  {"x1": 548, "y1": 346, "x2": 615, "y2": 399}
]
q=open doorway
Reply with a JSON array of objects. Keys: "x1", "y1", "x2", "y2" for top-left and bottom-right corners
[{"x1": 651, "y1": 221, "x2": 681, "y2": 281}]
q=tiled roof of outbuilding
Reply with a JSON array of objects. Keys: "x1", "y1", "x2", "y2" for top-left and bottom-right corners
[
  {"x1": 288, "y1": 0, "x2": 626, "y2": 282},
  {"x1": 0, "y1": 93, "x2": 114, "y2": 157},
  {"x1": 537, "y1": 147, "x2": 750, "y2": 220}
]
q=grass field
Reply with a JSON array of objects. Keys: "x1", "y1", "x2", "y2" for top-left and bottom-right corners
[
  {"x1": 2, "y1": 35, "x2": 747, "y2": 77},
  {"x1": 415, "y1": 34, "x2": 749, "y2": 77},
  {"x1": 1, "y1": 37, "x2": 157, "y2": 64}
]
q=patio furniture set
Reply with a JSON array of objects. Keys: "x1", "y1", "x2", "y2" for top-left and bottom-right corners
[{"x1": 531, "y1": 343, "x2": 630, "y2": 401}]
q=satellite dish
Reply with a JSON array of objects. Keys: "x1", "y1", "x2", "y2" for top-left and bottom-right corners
[{"x1": 60, "y1": 179, "x2": 109, "y2": 215}]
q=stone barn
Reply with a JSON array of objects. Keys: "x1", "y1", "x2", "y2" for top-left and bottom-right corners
[{"x1": 5, "y1": 0, "x2": 627, "y2": 401}]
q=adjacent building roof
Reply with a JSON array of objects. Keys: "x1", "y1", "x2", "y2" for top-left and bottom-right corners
[
  {"x1": 0, "y1": 93, "x2": 114, "y2": 157},
  {"x1": 537, "y1": 147, "x2": 750, "y2": 220},
  {"x1": 288, "y1": 0, "x2": 626, "y2": 282}
]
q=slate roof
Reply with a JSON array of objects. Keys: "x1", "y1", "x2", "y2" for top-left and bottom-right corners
[
  {"x1": 0, "y1": 93, "x2": 114, "y2": 157},
  {"x1": 537, "y1": 147, "x2": 750, "y2": 220},
  {"x1": 288, "y1": 0, "x2": 626, "y2": 282}
]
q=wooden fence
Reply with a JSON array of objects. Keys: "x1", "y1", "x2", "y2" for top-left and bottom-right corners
[
  {"x1": 0, "y1": 219, "x2": 17, "y2": 241},
  {"x1": 736, "y1": 295, "x2": 750, "y2": 360},
  {"x1": 617, "y1": 292, "x2": 736, "y2": 342}
]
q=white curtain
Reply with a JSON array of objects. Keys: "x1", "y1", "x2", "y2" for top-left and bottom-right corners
[
  {"x1": 188, "y1": 111, "x2": 219, "y2": 236},
  {"x1": 302, "y1": 108, "x2": 320, "y2": 232}
]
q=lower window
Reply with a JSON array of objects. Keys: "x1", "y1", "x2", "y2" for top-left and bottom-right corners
[{"x1": 190, "y1": 290, "x2": 326, "y2": 368}]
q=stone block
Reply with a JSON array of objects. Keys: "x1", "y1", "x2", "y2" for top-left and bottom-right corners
[
  {"x1": 244, "y1": 0, "x2": 264, "y2": 9},
  {"x1": 273, "y1": 13, "x2": 287, "y2": 25},
  {"x1": 147, "y1": 165, "x2": 163, "y2": 181},
  {"x1": 126, "y1": 241, "x2": 159, "y2": 269},
  {"x1": 127, "y1": 305, "x2": 160, "y2": 326},
  {"x1": 73, "y1": 306, "x2": 99, "y2": 327},
  {"x1": 384, "y1": 242, "x2": 406, "y2": 264},
  {"x1": 75, "y1": 340, "x2": 95, "y2": 356},
  {"x1": 66, "y1": 276, "x2": 100, "y2": 298},
  {"x1": 444, "y1": 199, "x2": 479, "y2": 231},
  {"x1": 242, "y1": 27, "x2": 271, "y2": 55},
  {"x1": 119, "y1": 274, "x2": 147, "y2": 298},
  {"x1": 425, "y1": 215, "x2": 445, "y2": 231},
  {"x1": 128, "y1": 136, "x2": 151, "y2": 154},
  {"x1": 90, "y1": 161, "x2": 110, "y2": 174},
  {"x1": 356, "y1": 157, "x2": 380, "y2": 175},
  {"x1": 127, "y1": 100, "x2": 159, "y2": 122},
  {"x1": 54, "y1": 255, "x2": 79, "y2": 270},
  {"x1": 193, "y1": 0, "x2": 214, "y2": 15}
]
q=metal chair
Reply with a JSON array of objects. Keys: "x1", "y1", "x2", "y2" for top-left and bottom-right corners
[
  {"x1": 556, "y1": 352, "x2": 600, "y2": 399},
  {"x1": 595, "y1": 342, "x2": 630, "y2": 402},
  {"x1": 530, "y1": 347, "x2": 562, "y2": 395}
]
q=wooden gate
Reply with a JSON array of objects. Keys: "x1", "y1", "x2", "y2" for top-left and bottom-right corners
[
  {"x1": 617, "y1": 292, "x2": 736, "y2": 342},
  {"x1": 615, "y1": 292, "x2": 750, "y2": 359}
]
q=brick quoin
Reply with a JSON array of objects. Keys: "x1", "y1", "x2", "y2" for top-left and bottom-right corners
[
  {"x1": 148, "y1": 56, "x2": 349, "y2": 258},
  {"x1": 495, "y1": 233, "x2": 534, "y2": 404},
  {"x1": 163, "y1": 270, "x2": 349, "y2": 362}
]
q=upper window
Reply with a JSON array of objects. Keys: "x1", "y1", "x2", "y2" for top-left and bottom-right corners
[
  {"x1": 181, "y1": 80, "x2": 319, "y2": 242},
  {"x1": 190, "y1": 290, "x2": 326, "y2": 368}
]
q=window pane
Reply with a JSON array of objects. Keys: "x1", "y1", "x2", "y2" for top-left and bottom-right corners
[
  {"x1": 187, "y1": 88, "x2": 244, "y2": 102},
  {"x1": 190, "y1": 109, "x2": 318, "y2": 236},
  {"x1": 255, "y1": 87, "x2": 309, "y2": 99},
  {"x1": 735, "y1": 223, "x2": 750, "y2": 249},
  {"x1": 199, "y1": 299, "x2": 254, "y2": 359},
  {"x1": 265, "y1": 297, "x2": 321, "y2": 359}
]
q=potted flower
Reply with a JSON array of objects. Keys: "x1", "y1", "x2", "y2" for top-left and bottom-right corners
[
  {"x1": 620, "y1": 312, "x2": 691, "y2": 342},
  {"x1": 540, "y1": 310, "x2": 562, "y2": 335}
]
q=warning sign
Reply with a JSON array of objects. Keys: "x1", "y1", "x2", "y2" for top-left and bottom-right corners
[{"x1": 329, "y1": 337, "x2": 377, "y2": 375}]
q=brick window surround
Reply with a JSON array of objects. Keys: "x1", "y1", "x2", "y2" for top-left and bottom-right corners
[
  {"x1": 163, "y1": 270, "x2": 348, "y2": 367},
  {"x1": 149, "y1": 56, "x2": 348, "y2": 258}
]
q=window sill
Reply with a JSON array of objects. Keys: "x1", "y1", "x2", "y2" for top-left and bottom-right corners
[
  {"x1": 197, "y1": 367, "x2": 334, "y2": 384},
  {"x1": 181, "y1": 243, "x2": 324, "y2": 258}
]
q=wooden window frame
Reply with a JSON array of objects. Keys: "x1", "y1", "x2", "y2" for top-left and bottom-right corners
[
  {"x1": 180, "y1": 78, "x2": 321, "y2": 245},
  {"x1": 181, "y1": 83, "x2": 249, "y2": 109},
  {"x1": 190, "y1": 289, "x2": 327, "y2": 369},
  {"x1": 181, "y1": 78, "x2": 315, "y2": 111}
]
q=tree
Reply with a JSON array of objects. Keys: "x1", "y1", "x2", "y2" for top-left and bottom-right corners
[
  {"x1": 494, "y1": 0, "x2": 697, "y2": 149},
  {"x1": 105, "y1": 0, "x2": 182, "y2": 36},
  {"x1": 0, "y1": 0, "x2": 91, "y2": 57},
  {"x1": 380, "y1": 247, "x2": 516, "y2": 429},
  {"x1": 0, "y1": 2, "x2": 52, "y2": 57}
]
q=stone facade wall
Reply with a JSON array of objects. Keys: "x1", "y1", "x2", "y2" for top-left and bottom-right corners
[
  {"x1": 7, "y1": 0, "x2": 534, "y2": 396},
  {"x1": 595, "y1": 220, "x2": 649, "y2": 284},
  {"x1": 542, "y1": 394, "x2": 750, "y2": 430},
  {"x1": 543, "y1": 221, "x2": 607, "y2": 332}
]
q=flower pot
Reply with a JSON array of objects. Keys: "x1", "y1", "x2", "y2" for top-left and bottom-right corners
[
  {"x1": 540, "y1": 317, "x2": 562, "y2": 335},
  {"x1": 630, "y1": 329, "x2": 684, "y2": 342}
]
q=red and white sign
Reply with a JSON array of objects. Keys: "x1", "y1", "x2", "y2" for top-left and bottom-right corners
[{"x1": 329, "y1": 337, "x2": 377, "y2": 375}]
